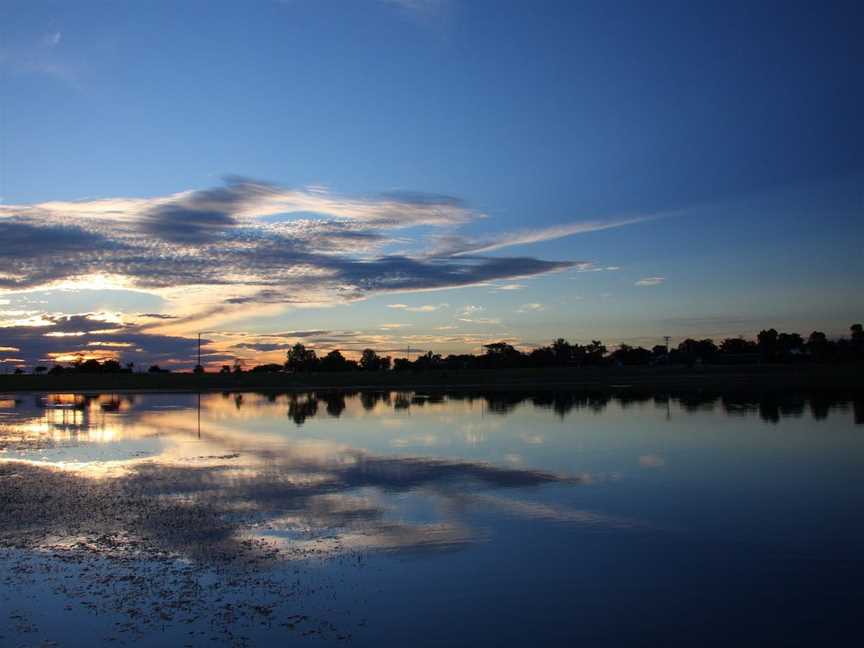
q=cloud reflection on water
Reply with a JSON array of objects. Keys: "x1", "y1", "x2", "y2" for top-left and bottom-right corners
[{"x1": 0, "y1": 388, "x2": 860, "y2": 568}]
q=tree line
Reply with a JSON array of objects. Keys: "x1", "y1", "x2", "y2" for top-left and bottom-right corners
[
  {"x1": 7, "y1": 324, "x2": 863, "y2": 375},
  {"x1": 275, "y1": 324, "x2": 863, "y2": 372}
]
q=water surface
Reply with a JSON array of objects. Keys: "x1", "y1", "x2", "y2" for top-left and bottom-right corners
[{"x1": 1, "y1": 390, "x2": 862, "y2": 646}]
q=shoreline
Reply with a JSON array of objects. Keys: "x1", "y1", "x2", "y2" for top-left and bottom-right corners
[{"x1": 1, "y1": 365, "x2": 861, "y2": 395}]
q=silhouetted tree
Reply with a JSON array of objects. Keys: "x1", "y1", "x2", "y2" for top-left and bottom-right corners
[
  {"x1": 777, "y1": 332, "x2": 805, "y2": 356},
  {"x1": 320, "y1": 349, "x2": 351, "y2": 372},
  {"x1": 482, "y1": 342, "x2": 523, "y2": 368},
  {"x1": 359, "y1": 349, "x2": 378, "y2": 371},
  {"x1": 677, "y1": 339, "x2": 717, "y2": 364},
  {"x1": 78, "y1": 359, "x2": 102, "y2": 373},
  {"x1": 851, "y1": 324, "x2": 864, "y2": 357},
  {"x1": 393, "y1": 357, "x2": 413, "y2": 372},
  {"x1": 528, "y1": 346, "x2": 555, "y2": 367},
  {"x1": 250, "y1": 363, "x2": 284, "y2": 373},
  {"x1": 719, "y1": 337, "x2": 757, "y2": 354},
  {"x1": 552, "y1": 338, "x2": 573, "y2": 365},
  {"x1": 412, "y1": 351, "x2": 441, "y2": 371},
  {"x1": 286, "y1": 343, "x2": 319, "y2": 372},
  {"x1": 101, "y1": 360, "x2": 123, "y2": 373},
  {"x1": 757, "y1": 328, "x2": 779, "y2": 361},
  {"x1": 611, "y1": 344, "x2": 652, "y2": 365},
  {"x1": 360, "y1": 349, "x2": 391, "y2": 371},
  {"x1": 582, "y1": 340, "x2": 607, "y2": 365}
]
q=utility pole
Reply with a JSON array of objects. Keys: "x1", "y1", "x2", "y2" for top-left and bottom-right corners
[
  {"x1": 663, "y1": 335, "x2": 671, "y2": 354},
  {"x1": 195, "y1": 332, "x2": 203, "y2": 373}
]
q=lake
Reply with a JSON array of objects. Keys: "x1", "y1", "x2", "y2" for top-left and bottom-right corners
[{"x1": 1, "y1": 389, "x2": 862, "y2": 646}]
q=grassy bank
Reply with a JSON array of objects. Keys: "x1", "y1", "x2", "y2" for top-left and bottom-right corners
[{"x1": 0, "y1": 364, "x2": 861, "y2": 394}]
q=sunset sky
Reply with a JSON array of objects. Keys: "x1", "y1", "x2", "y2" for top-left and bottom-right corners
[{"x1": 1, "y1": 0, "x2": 862, "y2": 369}]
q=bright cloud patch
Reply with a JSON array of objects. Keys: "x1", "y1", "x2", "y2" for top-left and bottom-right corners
[{"x1": 387, "y1": 303, "x2": 448, "y2": 312}]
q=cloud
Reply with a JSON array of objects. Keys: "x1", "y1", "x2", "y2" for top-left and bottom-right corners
[
  {"x1": 270, "y1": 329, "x2": 332, "y2": 338},
  {"x1": 492, "y1": 283, "x2": 526, "y2": 291},
  {"x1": 230, "y1": 342, "x2": 294, "y2": 352},
  {"x1": 0, "y1": 313, "x2": 205, "y2": 367},
  {"x1": 635, "y1": 276, "x2": 665, "y2": 286},
  {"x1": 138, "y1": 313, "x2": 179, "y2": 320},
  {"x1": 387, "y1": 303, "x2": 448, "y2": 312},
  {"x1": 457, "y1": 317, "x2": 501, "y2": 325},
  {"x1": 430, "y1": 217, "x2": 649, "y2": 257},
  {"x1": 380, "y1": 0, "x2": 447, "y2": 15},
  {"x1": 0, "y1": 31, "x2": 79, "y2": 86},
  {"x1": 516, "y1": 303, "x2": 544, "y2": 313},
  {"x1": 0, "y1": 179, "x2": 579, "y2": 313},
  {"x1": 43, "y1": 32, "x2": 62, "y2": 47},
  {"x1": 639, "y1": 454, "x2": 666, "y2": 468},
  {"x1": 140, "y1": 203, "x2": 239, "y2": 244},
  {"x1": 1, "y1": 177, "x2": 642, "y2": 352}
]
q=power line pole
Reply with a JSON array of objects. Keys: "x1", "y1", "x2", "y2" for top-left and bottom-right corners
[
  {"x1": 197, "y1": 333, "x2": 202, "y2": 368},
  {"x1": 663, "y1": 336, "x2": 671, "y2": 354}
]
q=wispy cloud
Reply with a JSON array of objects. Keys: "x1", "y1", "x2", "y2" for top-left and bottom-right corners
[
  {"x1": 0, "y1": 31, "x2": 79, "y2": 86},
  {"x1": 387, "y1": 303, "x2": 449, "y2": 312},
  {"x1": 430, "y1": 217, "x2": 650, "y2": 257},
  {"x1": 42, "y1": 31, "x2": 62, "y2": 47},
  {"x1": 516, "y1": 303, "x2": 544, "y2": 313},
  {"x1": 635, "y1": 276, "x2": 665, "y2": 286},
  {"x1": 574, "y1": 263, "x2": 622, "y2": 273},
  {"x1": 380, "y1": 0, "x2": 448, "y2": 15},
  {"x1": 457, "y1": 317, "x2": 501, "y2": 325},
  {"x1": 492, "y1": 283, "x2": 526, "y2": 291}
]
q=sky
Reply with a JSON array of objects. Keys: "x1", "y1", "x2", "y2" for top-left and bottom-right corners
[{"x1": 1, "y1": 0, "x2": 863, "y2": 370}]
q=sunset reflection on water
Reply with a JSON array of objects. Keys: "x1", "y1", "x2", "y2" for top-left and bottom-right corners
[{"x1": 1, "y1": 389, "x2": 863, "y2": 646}]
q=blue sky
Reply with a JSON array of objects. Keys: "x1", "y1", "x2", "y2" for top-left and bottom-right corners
[{"x1": 1, "y1": 0, "x2": 862, "y2": 368}]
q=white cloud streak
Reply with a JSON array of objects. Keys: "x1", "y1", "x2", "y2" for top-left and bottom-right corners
[
  {"x1": 635, "y1": 277, "x2": 665, "y2": 286},
  {"x1": 431, "y1": 217, "x2": 651, "y2": 257}
]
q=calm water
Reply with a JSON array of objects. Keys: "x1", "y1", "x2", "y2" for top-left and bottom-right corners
[{"x1": 1, "y1": 390, "x2": 862, "y2": 646}]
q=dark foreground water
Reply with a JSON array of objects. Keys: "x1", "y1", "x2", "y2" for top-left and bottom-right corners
[{"x1": 1, "y1": 389, "x2": 862, "y2": 647}]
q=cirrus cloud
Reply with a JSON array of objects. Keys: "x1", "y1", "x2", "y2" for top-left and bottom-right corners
[{"x1": 635, "y1": 276, "x2": 665, "y2": 286}]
